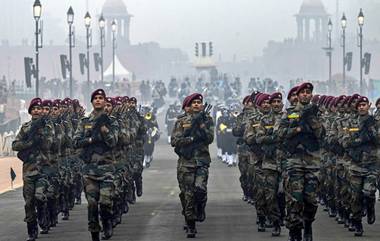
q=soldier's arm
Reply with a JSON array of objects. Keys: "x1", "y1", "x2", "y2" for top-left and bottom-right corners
[
  {"x1": 12, "y1": 125, "x2": 33, "y2": 151},
  {"x1": 243, "y1": 120, "x2": 258, "y2": 145},
  {"x1": 73, "y1": 119, "x2": 91, "y2": 148},
  {"x1": 255, "y1": 124, "x2": 273, "y2": 144},
  {"x1": 170, "y1": 119, "x2": 193, "y2": 147},
  {"x1": 102, "y1": 118, "x2": 119, "y2": 148},
  {"x1": 232, "y1": 114, "x2": 244, "y2": 137},
  {"x1": 201, "y1": 117, "x2": 214, "y2": 145},
  {"x1": 40, "y1": 122, "x2": 54, "y2": 151}
]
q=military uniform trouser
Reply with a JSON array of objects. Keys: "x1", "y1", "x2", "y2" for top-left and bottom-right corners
[
  {"x1": 84, "y1": 176, "x2": 114, "y2": 232},
  {"x1": 285, "y1": 164, "x2": 319, "y2": 230},
  {"x1": 349, "y1": 168, "x2": 377, "y2": 222},
  {"x1": 255, "y1": 168, "x2": 281, "y2": 222},
  {"x1": 238, "y1": 153, "x2": 250, "y2": 196},
  {"x1": 325, "y1": 163, "x2": 336, "y2": 209},
  {"x1": 247, "y1": 162, "x2": 256, "y2": 201},
  {"x1": 132, "y1": 147, "x2": 144, "y2": 192},
  {"x1": 335, "y1": 163, "x2": 352, "y2": 212},
  {"x1": 23, "y1": 175, "x2": 49, "y2": 229},
  {"x1": 177, "y1": 165, "x2": 209, "y2": 222}
]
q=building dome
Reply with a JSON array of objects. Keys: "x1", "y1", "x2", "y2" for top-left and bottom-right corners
[
  {"x1": 299, "y1": 0, "x2": 327, "y2": 15},
  {"x1": 102, "y1": 0, "x2": 128, "y2": 15}
]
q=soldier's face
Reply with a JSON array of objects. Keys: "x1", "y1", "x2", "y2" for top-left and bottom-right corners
[
  {"x1": 259, "y1": 100, "x2": 271, "y2": 113},
  {"x1": 357, "y1": 102, "x2": 370, "y2": 115},
  {"x1": 289, "y1": 93, "x2": 298, "y2": 105},
  {"x1": 51, "y1": 106, "x2": 60, "y2": 118},
  {"x1": 377, "y1": 103, "x2": 380, "y2": 110},
  {"x1": 92, "y1": 95, "x2": 105, "y2": 110},
  {"x1": 30, "y1": 106, "x2": 42, "y2": 118},
  {"x1": 270, "y1": 99, "x2": 283, "y2": 112},
  {"x1": 129, "y1": 101, "x2": 136, "y2": 109},
  {"x1": 297, "y1": 89, "x2": 312, "y2": 104},
  {"x1": 184, "y1": 106, "x2": 191, "y2": 113},
  {"x1": 104, "y1": 102, "x2": 113, "y2": 114},
  {"x1": 245, "y1": 101, "x2": 254, "y2": 107},
  {"x1": 42, "y1": 106, "x2": 50, "y2": 116},
  {"x1": 191, "y1": 99, "x2": 203, "y2": 113}
]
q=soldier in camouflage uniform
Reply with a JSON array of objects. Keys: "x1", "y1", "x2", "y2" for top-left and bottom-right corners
[
  {"x1": 171, "y1": 93, "x2": 214, "y2": 238},
  {"x1": 12, "y1": 98, "x2": 54, "y2": 241},
  {"x1": 341, "y1": 96, "x2": 378, "y2": 236},
  {"x1": 233, "y1": 95, "x2": 255, "y2": 202},
  {"x1": 252, "y1": 93, "x2": 282, "y2": 236},
  {"x1": 278, "y1": 83, "x2": 325, "y2": 241},
  {"x1": 128, "y1": 97, "x2": 147, "y2": 200},
  {"x1": 73, "y1": 89, "x2": 119, "y2": 241},
  {"x1": 374, "y1": 98, "x2": 380, "y2": 200}
]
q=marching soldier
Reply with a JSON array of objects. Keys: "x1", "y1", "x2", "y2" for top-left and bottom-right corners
[
  {"x1": 171, "y1": 93, "x2": 214, "y2": 238},
  {"x1": 342, "y1": 96, "x2": 378, "y2": 236},
  {"x1": 73, "y1": 89, "x2": 119, "y2": 241},
  {"x1": 233, "y1": 95, "x2": 255, "y2": 202},
  {"x1": 278, "y1": 83, "x2": 325, "y2": 241},
  {"x1": 12, "y1": 98, "x2": 54, "y2": 241}
]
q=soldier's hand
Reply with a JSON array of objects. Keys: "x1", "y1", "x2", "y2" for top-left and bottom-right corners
[
  {"x1": 296, "y1": 127, "x2": 302, "y2": 133},
  {"x1": 101, "y1": 125, "x2": 109, "y2": 134}
]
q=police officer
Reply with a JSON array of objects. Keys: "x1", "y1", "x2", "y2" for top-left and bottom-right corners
[
  {"x1": 171, "y1": 93, "x2": 214, "y2": 238},
  {"x1": 73, "y1": 89, "x2": 119, "y2": 241}
]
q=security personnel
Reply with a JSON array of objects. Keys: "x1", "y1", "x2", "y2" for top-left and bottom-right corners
[
  {"x1": 12, "y1": 98, "x2": 54, "y2": 241},
  {"x1": 171, "y1": 93, "x2": 214, "y2": 238},
  {"x1": 278, "y1": 83, "x2": 325, "y2": 241},
  {"x1": 73, "y1": 89, "x2": 119, "y2": 241}
]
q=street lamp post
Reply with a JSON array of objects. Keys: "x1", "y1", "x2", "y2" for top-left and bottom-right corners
[
  {"x1": 358, "y1": 8, "x2": 364, "y2": 94},
  {"x1": 84, "y1": 12, "x2": 92, "y2": 96},
  {"x1": 111, "y1": 20, "x2": 117, "y2": 84},
  {"x1": 33, "y1": 0, "x2": 42, "y2": 97},
  {"x1": 341, "y1": 13, "x2": 347, "y2": 91},
  {"x1": 67, "y1": 6, "x2": 74, "y2": 98},
  {"x1": 327, "y1": 19, "x2": 333, "y2": 92},
  {"x1": 99, "y1": 15, "x2": 105, "y2": 83}
]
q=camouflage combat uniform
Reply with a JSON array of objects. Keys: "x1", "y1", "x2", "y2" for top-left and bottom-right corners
[{"x1": 73, "y1": 111, "x2": 119, "y2": 233}]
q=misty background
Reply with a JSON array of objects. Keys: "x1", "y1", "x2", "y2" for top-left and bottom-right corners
[{"x1": 2, "y1": 0, "x2": 379, "y2": 61}]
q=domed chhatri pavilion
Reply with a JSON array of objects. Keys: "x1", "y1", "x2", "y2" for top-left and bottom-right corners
[
  {"x1": 295, "y1": 0, "x2": 330, "y2": 42},
  {"x1": 102, "y1": 0, "x2": 132, "y2": 45}
]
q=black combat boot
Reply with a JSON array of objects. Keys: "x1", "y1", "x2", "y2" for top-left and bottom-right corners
[
  {"x1": 288, "y1": 228, "x2": 302, "y2": 241},
  {"x1": 196, "y1": 202, "x2": 206, "y2": 222},
  {"x1": 186, "y1": 220, "x2": 196, "y2": 238},
  {"x1": 102, "y1": 219, "x2": 113, "y2": 240},
  {"x1": 265, "y1": 218, "x2": 273, "y2": 228},
  {"x1": 271, "y1": 221, "x2": 281, "y2": 237},
  {"x1": 91, "y1": 232, "x2": 100, "y2": 241},
  {"x1": 26, "y1": 222, "x2": 37, "y2": 241},
  {"x1": 101, "y1": 219, "x2": 113, "y2": 240},
  {"x1": 123, "y1": 202, "x2": 129, "y2": 214},
  {"x1": 366, "y1": 197, "x2": 376, "y2": 225},
  {"x1": 303, "y1": 221, "x2": 313, "y2": 241},
  {"x1": 353, "y1": 220, "x2": 363, "y2": 236},
  {"x1": 62, "y1": 211, "x2": 69, "y2": 221},
  {"x1": 258, "y1": 216, "x2": 266, "y2": 232},
  {"x1": 136, "y1": 180, "x2": 143, "y2": 197},
  {"x1": 336, "y1": 207, "x2": 344, "y2": 224}
]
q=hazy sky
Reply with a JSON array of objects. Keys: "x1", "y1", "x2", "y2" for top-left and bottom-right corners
[{"x1": 6, "y1": 0, "x2": 371, "y2": 60}]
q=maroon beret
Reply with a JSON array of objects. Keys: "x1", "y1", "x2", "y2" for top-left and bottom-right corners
[
  {"x1": 342, "y1": 95, "x2": 351, "y2": 106},
  {"x1": 182, "y1": 96, "x2": 190, "y2": 110},
  {"x1": 187, "y1": 93, "x2": 203, "y2": 107},
  {"x1": 28, "y1": 98, "x2": 42, "y2": 114},
  {"x1": 333, "y1": 95, "x2": 346, "y2": 107},
  {"x1": 52, "y1": 99, "x2": 60, "y2": 108},
  {"x1": 242, "y1": 95, "x2": 251, "y2": 105},
  {"x1": 129, "y1": 97, "x2": 137, "y2": 103},
  {"x1": 256, "y1": 94, "x2": 270, "y2": 107},
  {"x1": 324, "y1": 96, "x2": 334, "y2": 107},
  {"x1": 63, "y1": 97, "x2": 72, "y2": 105},
  {"x1": 91, "y1": 89, "x2": 106, "y2": 102},
  {"x1": 318, "y1": 95, "x2": 327, "y2": 105},
  {"x1": 122, "y1": 96, "x2": 129, "y2": 103},
  {"x1": 42, "y1": 100, "x2": 52, "y2": 107},
  {"x1": 311, "y1": 94, "x2": 320, "y2": 105},
  {"x1": 347, "y1": 94, "x2": 361, "y2": 107},
  {"x1": 356, "y1": 96, "x2": 369, "y2": 108},
  {"x1": 254, "y1": 93, "x2": 264, "y2": 105},
  {"x1": 287, "y1": 86, "x2": 299, "y2": 100},
  {"x1": 296, "y1": 82, "x2": 313, "y2": 95},
  {"x1": 269, "y1": 92, "x2": 283, "y2": 103}
]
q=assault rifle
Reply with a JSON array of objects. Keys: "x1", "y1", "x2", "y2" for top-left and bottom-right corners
[
  {"x1": 80, "y1": 114, "x2": 111, "y2": 163},
  {"x1": 17, "y1": 117, "x2": 47, "y2": 162},
  {"x1": 285, "y1": 104, "x2": 320, "y2": 154}
]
